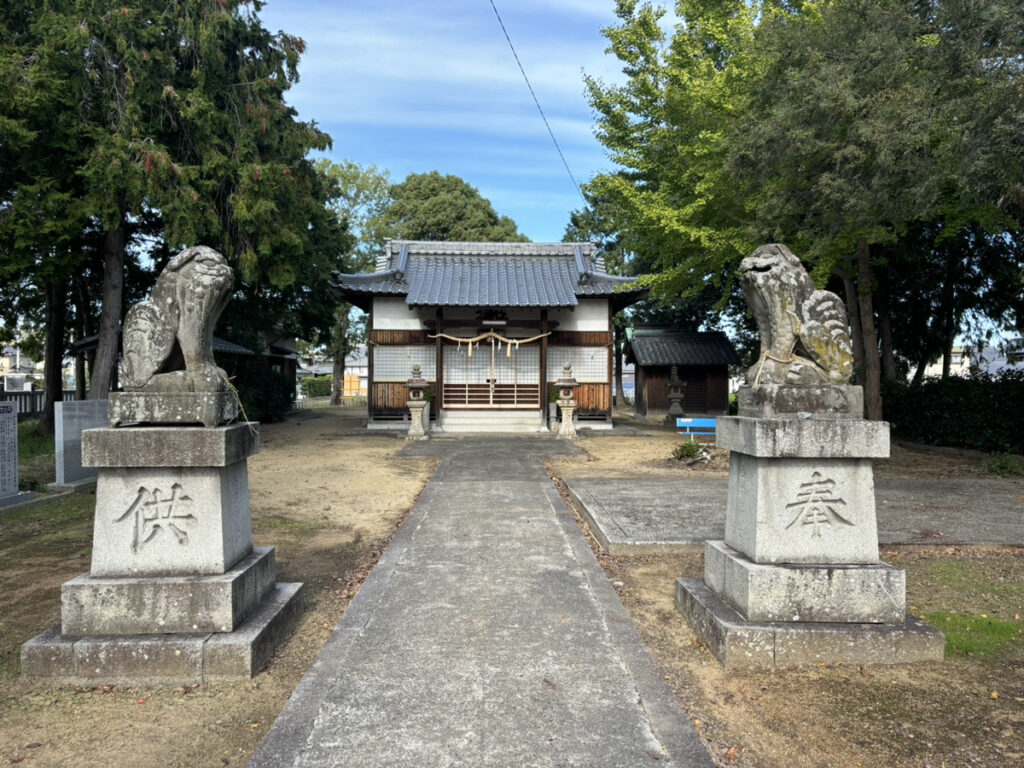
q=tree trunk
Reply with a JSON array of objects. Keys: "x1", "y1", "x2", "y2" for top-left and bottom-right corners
[
  {"x1": 837, "y1": 263, "x2": 865, "y2": 387},
  {"x1": 89, "y1": 217, "x2": 126, "y2": 398},
  {"x1": 911, "y1": 357, "x2": 928, "y2": 386},
  {"x1": 855, "y1": 238, "x2": 883, "y2": 420},
  {"x1": 36, "y1": 277, "x2": 68, "y2": 437},
  {"x1": 329, "y1": 306, "x2": 351, "y2": 406},
  {"x1": 614, "y1": 324, "x2": 626, "y2": 405},
  {"x1": 73, "y1": 273, "x2": 94, "y2": 399},
  {"x1": 939, "y1": 247, "x2": 960, "y2": 380},
  {"x1": 331, "y1": 354, "x2": 346, "y2": 406},
  {"x1": 876, "y1": 263, "x2": 897, "y2": 382}
]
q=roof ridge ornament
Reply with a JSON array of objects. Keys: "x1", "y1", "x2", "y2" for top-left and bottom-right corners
[
  {"x1": 395, "y1": 244, "x2": 410, "y2": 278},
  {"x1": 574, "y1": 245, "x2": 590, "y2": 285}
]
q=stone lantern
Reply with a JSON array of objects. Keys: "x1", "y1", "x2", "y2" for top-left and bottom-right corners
[
  {"x1": 554, "y1": 363, "x2": 578, "y2": 439},
  {"x1": 404, "y1": 364, "x2": 429, "y2": 440},
  {"x1": 665, "y1": 365, "x2": 687, "y2": 426}
]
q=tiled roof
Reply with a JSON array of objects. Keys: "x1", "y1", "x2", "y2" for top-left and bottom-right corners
[
  {"x1": 333, "y1": 240, "x2": 644, "y2": 309},
  {"x1": 212, "y1": 337, "x2": 256, "y2": 356},
  {"x1": 628, "y1": 331, "x2": 740, "y2": 367}
]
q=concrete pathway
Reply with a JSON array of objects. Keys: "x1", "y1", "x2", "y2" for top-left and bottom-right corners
[{"x1": 250, "y1": 437, "x2": 714, "y2": 768}]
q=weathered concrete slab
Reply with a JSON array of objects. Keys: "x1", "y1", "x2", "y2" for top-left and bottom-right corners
[
  {"x1": 564, "y1": 477, "x2": 1024, "y2": 554},
  {"x1": 250, "y1": 437, "x2": 713, "y2": 768},
  {"x1": 568, "y1": 477, "x2": 725, "y2": 554}
]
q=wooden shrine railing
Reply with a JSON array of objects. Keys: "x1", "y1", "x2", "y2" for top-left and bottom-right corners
[{"x1": 442, "y1": 383, "x2": 540, "y2": 409}]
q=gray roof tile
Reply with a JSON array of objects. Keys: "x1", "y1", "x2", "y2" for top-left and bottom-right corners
[
  {"x1": 332, "y1": 240, "x2": 645, "y2": 309},
  {"x1": 628, "y1": 331, "x2": 740, "y2": 367}
]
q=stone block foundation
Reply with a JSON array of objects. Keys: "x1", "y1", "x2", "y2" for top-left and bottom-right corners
[{"x1": 676, "y1": 578, "x2": 944, "y2": 669}]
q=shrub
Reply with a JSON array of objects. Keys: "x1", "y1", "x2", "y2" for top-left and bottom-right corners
[
  {"x1": 300, "y1": 375, "x2": 333, "y2": 398},
  {"x1": 672, "y1": 440, "x2": 704, "y2": 460},
  {"x1": 230, "y1": 364, "x2": 294, "y2": 423},
  {"x1": 882, "y1": 370, "x2": 1024, "y2": 454}
]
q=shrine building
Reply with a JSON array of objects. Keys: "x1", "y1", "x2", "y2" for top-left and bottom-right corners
[{"x1": 331, "y1": 240, "x2": 647, "y2": 432}]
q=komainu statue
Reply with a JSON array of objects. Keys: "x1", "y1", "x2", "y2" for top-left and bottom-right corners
[
  {"x1": 740, "y1": 243, "x2": 853, "y2": 387},
  {"x1": 121, "y1": 246, "x2": 234, "y2": 393}
]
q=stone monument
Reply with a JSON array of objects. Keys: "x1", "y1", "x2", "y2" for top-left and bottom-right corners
[
  {"x1": 664, "y1": 365, "x2": 686, "y2": 426},
  {"x1": 555, "y1": 364, "x2": 578, "y2": 439},
  {"x1": 1, "y1": 401, "x2": 34, "y2": 508},
  {"x1": 676, "y1": 244, "x2": 944, "y2": 668},
  {"x1": 404, "y1": 364, "x2": 430, "y2": 440},
  {"x1": 51, "y1": 399, "x2": 109, "y2": 491},
  {"x1": 22, "y1": 246, "x2": 302, "y2": 684}
]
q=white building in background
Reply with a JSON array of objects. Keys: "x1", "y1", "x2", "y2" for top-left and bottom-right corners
[
  {"x1": 913, "y1": 339, "x2": 1024, "y2": 380},
  {"x1": 972, "y1": 339, "x2": 1024, "y2": 376},
  {"x1": 917, "y1": 346, "x2": 972, "y2": 379}
]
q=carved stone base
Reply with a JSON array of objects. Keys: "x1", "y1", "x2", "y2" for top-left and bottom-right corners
[
  {"x1": 675, "y1": 578, "x2": 943, "y2": 669},
  {"x1": 61, "y1": 547, "x2": 277, "y2": 636},
  {"x1": 704, "y1": 541, "x2": 905, "y2": 625},
  {"x1": 109, "y1": 391, "x2": 239, "y2": 427},
  {"x1": 738, "y1": 384, "x2": 864, "y2": 419},
  {"x1": 21, "y1": 582, "x2": 303, "y2": 684}
]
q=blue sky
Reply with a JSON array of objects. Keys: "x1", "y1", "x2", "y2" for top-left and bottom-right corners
[{"x1": 256, "y1": 1, "x2": 672, "y2": 243}]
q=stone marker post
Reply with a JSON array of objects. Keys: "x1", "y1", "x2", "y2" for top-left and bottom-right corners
[
  {"x1": 404, "y1": 364, "x2": 429, "y2": 441},
  {"x1": 1, "y1": 401, "x2": 34, "y2": 508},
  {"x1": 555, "y1": 364, "x2": 578, "y2": 439},
  {"x1": 664, "y1": 365, "x2": 686, "y2": 426},
  {"x1": 22, "y1": 246, "x2": 302, "y2": 685},
  {"x1": 676, "y1": 244, "x2": 943, "y2": 668}
]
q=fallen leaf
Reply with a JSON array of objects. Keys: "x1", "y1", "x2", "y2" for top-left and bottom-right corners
[{"x1": 725, "y1": 746, "x2": 740, "y2": 760}]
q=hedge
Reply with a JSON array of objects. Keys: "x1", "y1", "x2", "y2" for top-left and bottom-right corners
[
  {"x1": 230, "y1": 364, "x2": 294, "y2": 424},
  {"x1": 881, "y1": 370, "x2": 1024, "y2": 454},
  {"x1": 300, "y1": 375, "x2": 333, "y2": 398}
]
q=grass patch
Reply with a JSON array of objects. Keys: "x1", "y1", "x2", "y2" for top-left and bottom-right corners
[
  {"x1": 17, "y1": 418, "x2": 53, "y2": 461},
  {"x1": 984, "y1": 452, "x2": 1023, "y2": 476},
  {"x1": 927, "y1": 611, "x2": 1023, "y2": 657},
  {"x1": 0, "y1": 493, "x2": 93, "y2": 559}
]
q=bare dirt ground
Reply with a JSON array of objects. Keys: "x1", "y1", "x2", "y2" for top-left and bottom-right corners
[
  {"x1": 2, "y1": 405, "x2": 1022, "y2": 767},
  {"x1": 0, "y1": 406, "x2": 437, "y2": 767}
]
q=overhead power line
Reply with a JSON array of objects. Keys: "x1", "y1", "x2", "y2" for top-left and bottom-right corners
[{"x1": 486, "y1": 0, "x2": 587, "y2": 206}]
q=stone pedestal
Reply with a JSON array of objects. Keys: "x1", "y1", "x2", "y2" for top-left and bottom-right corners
[
  {"x1": 22, "y1": 420, "x2": 302, "y2": 684},
  {"x1": 664, "y1": 365, "x2": 686, "y2": 426},
  {"x1": 557, "y1": 401, "x2": 577, "y2": 439},
  {"x1": 677, "y1": 385, "x2": 943, "y2": 668},
  {"x1": 406, "y1": 399, "x2": 429, "y2": 441}
]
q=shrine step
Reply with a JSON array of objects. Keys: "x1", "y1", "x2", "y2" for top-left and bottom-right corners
[{"x1": 437, "y1": 409, "x2": 546, "y2": 433}]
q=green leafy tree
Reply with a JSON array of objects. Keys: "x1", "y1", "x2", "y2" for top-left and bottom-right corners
[
  {"x1": 376, "y1": 171, "x2": 529, "y2": 243},
  {"x1": 587, "y1": 0, "x2": 1024, "y2": 420},
  {"x1": 728, "y1": 0, "x2": 1024, "y2": 417},
  {"x1": 584, "y1": 1, "x2": 761, "y2": 315},
  {"x1": 316, "y1": 160, "x2": 392, "y2": 404},
  {"x1": 1, "y1": 1, "x2": 341, "y2": 421}
]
